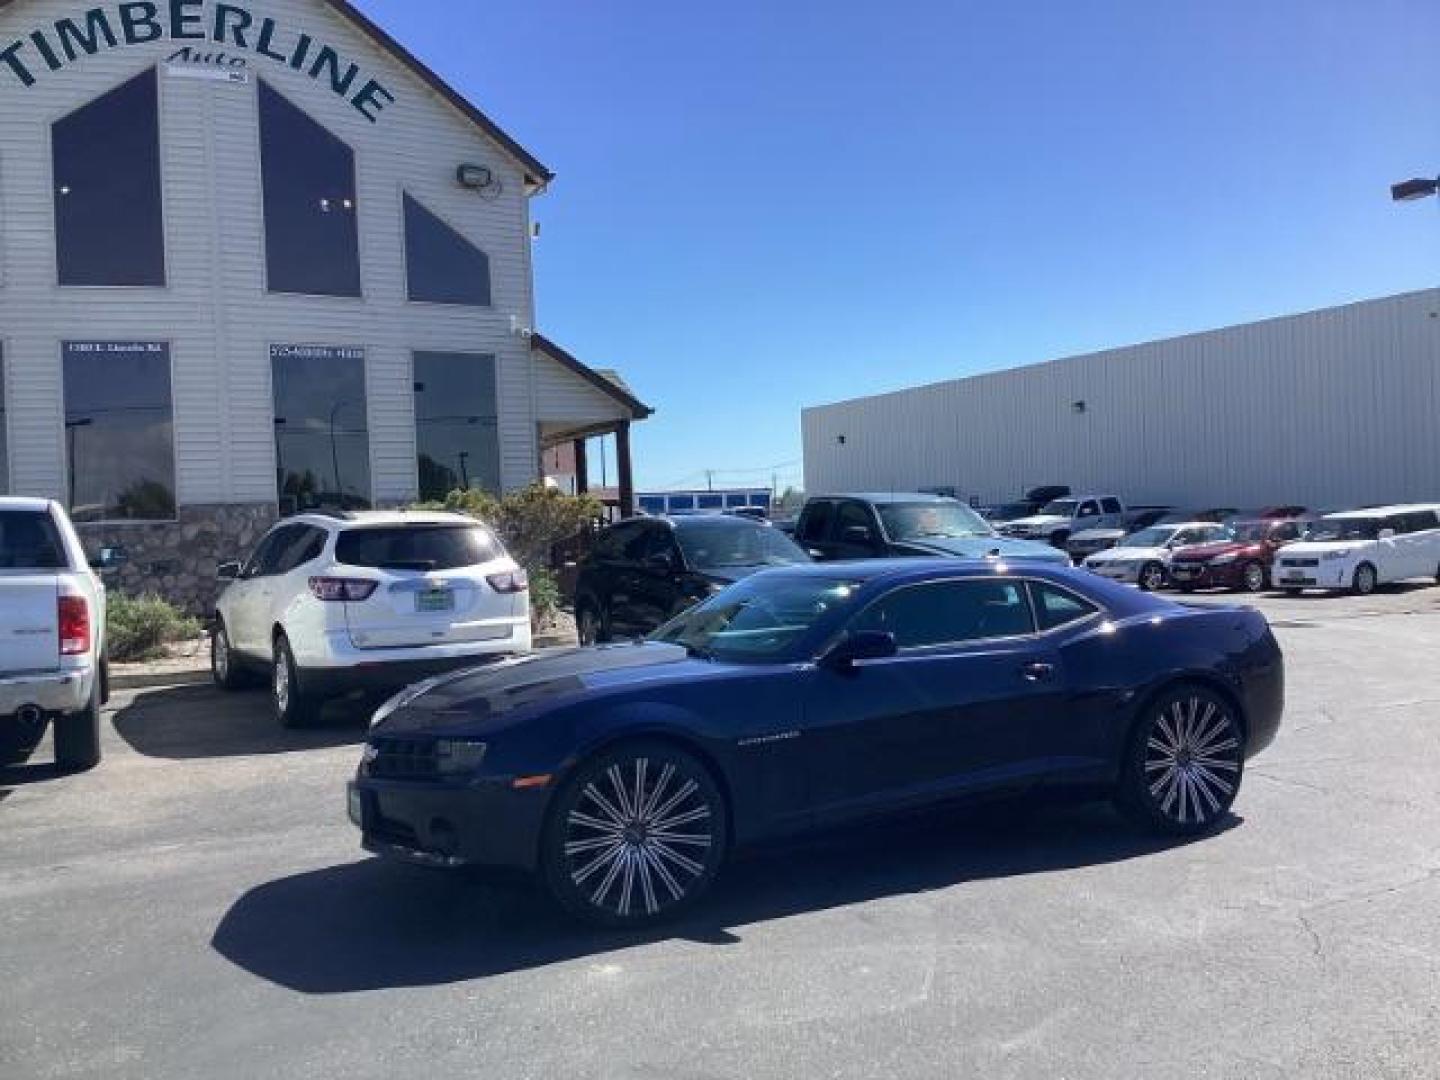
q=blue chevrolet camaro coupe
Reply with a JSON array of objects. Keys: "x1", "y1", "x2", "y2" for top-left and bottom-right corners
[{"x1": 349, "y1": 559, "x2": 1284, "y2": 927}]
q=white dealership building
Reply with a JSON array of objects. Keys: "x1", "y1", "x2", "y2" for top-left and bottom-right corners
[
  {"x1": 803, "y1": 288, "x2": 1440, "y2": 511},
  {"x1": 0, "y1": 0, "x2": 649, "y2": 610}
]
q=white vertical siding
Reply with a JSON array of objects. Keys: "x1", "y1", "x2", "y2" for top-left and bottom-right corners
[
  {"x1": 0, "y1": 0, "x2": 549, "y2": 507},
  {"x1": 803, "y1": 289, "x2": 1440, "y2": 510}
]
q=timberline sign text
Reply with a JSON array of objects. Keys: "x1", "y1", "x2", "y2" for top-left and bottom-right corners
[{"x1": 1, "y1": 1, "x2": 396, "y2": 122}]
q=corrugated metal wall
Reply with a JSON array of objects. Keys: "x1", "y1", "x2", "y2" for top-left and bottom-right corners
[
  {"x1": 803, "y1": 289, "x2": 1440, "y2": 510},
  {"x1": 0, "y1": 0, "x2": 544, "y2": 506}
]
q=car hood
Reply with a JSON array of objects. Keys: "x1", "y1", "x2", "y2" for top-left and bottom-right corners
[
  {"x1": 371, "y1": 642, "x2": 698, "y2": 734},
  {"x1": 1005, "y1": 514, "x2": 1068, "y2": 529},
  {"x1": 1172, "y1": 541, "x2": 1259, "y2": 562},
  {"x1": 1092, "y1": 544, "x2": 1168, "y2": 562},
  {"x1": 695, "y1": 563, "x2": 787, "y2": 585},
  {"x1": 891, "y1": 535, "x2": 1069, "y2": 563},
  {"x1": 1069, "y1": 527, "x2": 1127, "y2": 542}
]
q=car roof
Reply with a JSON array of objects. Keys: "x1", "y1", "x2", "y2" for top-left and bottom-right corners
[
  {"x1": 654, "y1": 514, "x2": 771, "y2": 530},
  {"x1": 811, "y1": 493, "x2": 962, "y2": 505},
  {"x1": 290, "y1": 510, "x2": 484, "y2": 529},
  {"x1": 747, "y1": 557, "x2": 1075, "y2": 584},
  {"x1": 1325, "y1": 504, "x2": 1440, "y2": 519},
  {"x1": 0, "y1": 497, "x2": 54, "y2": 513}
]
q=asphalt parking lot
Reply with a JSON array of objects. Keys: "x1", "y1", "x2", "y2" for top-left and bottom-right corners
[{"x1": 3, "y1": 587, "x2": 1439, "y2": 1079}]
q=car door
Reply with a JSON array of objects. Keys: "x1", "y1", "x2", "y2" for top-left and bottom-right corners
[
  {"x1": 801, "y1": 577, "x2": 1074, "y2": 820},
  {"x1": 227, "y1": 528, "x2": 291, "y2": 656},
  {"x1": 1373, "y1": 515, "x2": 1408, "y2": 582},
  {"x1": 829, "y1": 500, "x2": 884, "y2": 559},
  {"x1": 1099, "y1": 498, "x2": 1123, "y2": 529},
  {"x1": 1072, "y1": 500, "x2": 1101, "y2": 536},
  {"x1": 1410, "y1": 512, "x2": 1440, "y2": 579},
  {"x1": 628, "y1": 526, "x2": 686, "y2": 633},
  {"x1": 606, "y1": 523, "x2": 664, "y2": 637}
]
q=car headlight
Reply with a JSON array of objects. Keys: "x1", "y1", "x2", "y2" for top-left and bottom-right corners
[
  {"x1": 435, "y1": 739, "x2": 488, "y2": 776},
  {"x1": 1211, "y1": 554, "x2": 1238, "y2": 565},
  {"x1": 1322, "y1": 549, "x2": 1351, "y2": 561}
]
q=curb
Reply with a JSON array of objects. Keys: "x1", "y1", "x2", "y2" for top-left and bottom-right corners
[{"x1": 110, "y1": 668, "x2": 213, "y2": 692}]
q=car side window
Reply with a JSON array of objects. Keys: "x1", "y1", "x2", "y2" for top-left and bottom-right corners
[
  {"x1": 1272, "y1": 523, "x2": 1299, "y2": 542},
  {"x1": 275, "y1": 526, "x2": 326, "y2": 574},
  {"x1": 255, "y1": 526, "x2": 303, "y2": 577},
  {"x1": 835, "y1": 501, "x2": 874, "y2": 537},
  {"x1": 641, "y1": 527, "x2": 682, "y2": 567},
  {"x1": 1413, "y1": 511, "x2": 1440, "y2": 532},
  {"x1": 1028, "y1": 581, "x2": 1099, "y2": 631},
  {"x1": 1101, "y1": 498, "x2": 1122, "y2": 515},
  {"x1": 242, "y1": 530, "x2": 285, "y2": 578},
  {"x1": 595, "y1": 522, "x2": 641, "y2": 560},
  {"x1": 799, "y1": 502, "x2": 833, "y2": 543},
  {"x1": 1077, "y1": 501, "x2": 1099, "y2": 518},
  {"x1": 621, "y1": 524, "x2": 659, "y2": 562},
  {"x1": 848, "y1": 579, "x2": 1034, "y2": 649}
]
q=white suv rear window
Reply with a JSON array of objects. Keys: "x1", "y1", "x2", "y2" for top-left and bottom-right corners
[
  {"x1": 0, "y1": 511, "x2": 66, "y2": 570},
  {"x1": 334, "y1": 525, "x2": 501, "y2": 571}
]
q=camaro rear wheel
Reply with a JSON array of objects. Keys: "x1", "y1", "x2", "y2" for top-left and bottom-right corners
[
  {"x1": 1117, "y1": 686, "x2": 1244, "y2": 837},
  {"x1": 543, "y1": 742, "x2": 728, "y2": 927}
]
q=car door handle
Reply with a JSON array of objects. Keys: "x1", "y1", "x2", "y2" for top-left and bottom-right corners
[{"x1": 1020, "y1": 661, "x2": 1055, "y2": 683}]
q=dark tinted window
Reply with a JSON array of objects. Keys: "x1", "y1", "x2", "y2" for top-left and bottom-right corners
[
  {"x1": 799, "y1": 501, "x2": 833, "y2": 542},
  {"x1": 621, "y1": 524, "x2": 662, "y2": 561},
  {"x1": 850, "y1": 579, "x2": 1033, "y2": 649},
  {"x1": 63, "y1": 342, "x2": 175, "y2": 522},
  {"x1": 255, "y1": 526, "x2": 303, "y2": 576},
  {"x1": 836, "y1": 501, "x2": 873, "y2": 535},
  {"x1": 1028, "y1": 581, "x2": 1099, "y2": 631},
  {"x1": 273, "y1": 526, "x2": 326, "y2": 574},
  {"x1": 54, "y1": 69, "x2": 165, "y2": 287},
  {"x1": 0, "y1": 347, "x2": 8, "y2": 495},
  {"x1": 591, "y1": 522, "x2": 640, "y2": 560},
  {"x1": 674, "y1": 521, "x2": 809, "y2": 569},
  {"x1": 404, "y1": 194, "x2": 491, "y2": 306},
  {"x1": 414, "y1": 352, "x2": 500, "y2": 501},
  {"x1": 335, "y1": 525, "x2": 502, "y2": 571},
  {"x1": 1400, "y1": 511, "x2": 1438, "y2": 533},
  {"x1": 243, "y1": 530, "x2": 286, "y2": 578},
  {"x1": 0, "y1": 511, "x2": 65, "y2": 570},
  {"x1": 1101, "y1": 498, "x2": 1122, "y2": 514},
  {"x1": 259, "y1": 81, "x2": 361, "y2": 297},
  {"x1": 1077, "y1": 501, "x2": 1100, "y2": 517},
  {"x1": 272, "y1": 345, "x2": 371, "y2": 513}
]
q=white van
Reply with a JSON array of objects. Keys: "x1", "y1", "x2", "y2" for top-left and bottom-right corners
[{"x1": 1272, "y1": 505, "x2": 1440, "y2": 595}]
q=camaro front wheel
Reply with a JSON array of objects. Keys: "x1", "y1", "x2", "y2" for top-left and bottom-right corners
[
  {"x1": 1117, "y1": 686, "x2": 1244, "y2": 837},
  {"x1": 542, "y1": 742, "x2": 728, "y2": 927}
]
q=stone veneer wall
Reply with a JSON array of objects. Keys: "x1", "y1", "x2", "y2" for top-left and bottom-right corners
[{"x1": 78, "y1": 504, "x2": 279, "y2": 617}]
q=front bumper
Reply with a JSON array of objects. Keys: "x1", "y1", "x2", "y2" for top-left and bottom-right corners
[
  {"x1": 1169, "y1": 561, "x2": 1243, "y2": 589},
  {"x1": 349, "y1": 774, "x2": 550, "y2": 872},
  {"x1": 1272, "y1": 562, "x2": 1349, "y2": 590},
  {"x1": 0, "y1": 668, "x2": 91, "y2": 718},
  {"x1": 1084, "y1": 563, "x2": 1141, "y2": 584}
]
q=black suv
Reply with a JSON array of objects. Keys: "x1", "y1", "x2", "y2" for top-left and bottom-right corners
[{"x1": 573, "y1": 515, "x2": 811, "y2": 643}]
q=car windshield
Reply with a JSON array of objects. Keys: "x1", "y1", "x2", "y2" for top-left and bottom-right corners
[
  {"x1": 1122, "y1": 526, "x2": 1182, "y2": 548},
  {"x1": 877, "y1": 501, "x2": 994, "y2": 540},
  {"x1": 1230, "y1": 521, "x2": 1271, "y2": 543},
  {"x1": 983, "y1": 502, "x2": 1033, "y2": 522},
  {"x1": 674, "y1": 522, "x2": 810, "y2": 569},
  {"x1": 1039, "y1": 499, "x2": 1079, "y2": 516},
  {"x1": 1308, "y1": 518, "x2": 1381, "y2": 542},
  {"x1": 651, "y1": 575, "x2": 862, "y2": 662}
]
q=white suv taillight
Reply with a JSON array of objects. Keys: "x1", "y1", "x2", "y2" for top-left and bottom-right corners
[
  {"x1": 309, "y1": 577, "x2": 379, "y2": 602},
  {"x1": 486, "y1": 569, "x2": 529, "y2": 594},
  {"x1": 58, "y1": 594, "x2": 90, "y2": 655}
]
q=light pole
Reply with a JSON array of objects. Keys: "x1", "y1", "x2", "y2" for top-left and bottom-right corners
[{"x1": 1391, "y1": 176, "x2": 1439, "y2": 203}]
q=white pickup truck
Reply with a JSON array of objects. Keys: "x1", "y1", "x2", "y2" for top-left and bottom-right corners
[
  {"x1": 997, "y1": 495, "x2": 1128, "y2": 548},
  {"x1": 0, "y1": 498, "x2": 108, "y2": 771}
]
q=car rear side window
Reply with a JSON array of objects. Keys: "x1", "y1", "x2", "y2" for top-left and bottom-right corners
[
  {"x1": 0, "y1": 511, "x2": 67, "y2": 570},
  {"x1": 274, "y1": 526, "x2": 327, "y2": 574},
  {"x1": 799, "y1": 502, "x2": 833, "y2": 542},
  {"x1": 1028, "y1": 581, "x2": 1099, "y2": 632},
  {"x1": 1101, "y1": 498, "x2": 1122, "y2": 514},
  {"x1": 335, "y1": 525, "x2": 501, "y2": 571},
  {"x1": 850, "y1": 579, "x2": 1034, "y2": 649}
]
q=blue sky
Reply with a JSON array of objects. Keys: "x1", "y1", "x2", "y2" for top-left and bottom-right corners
[{"x1": 361, "y1": 0, "x2": 1440, "y2": 493}]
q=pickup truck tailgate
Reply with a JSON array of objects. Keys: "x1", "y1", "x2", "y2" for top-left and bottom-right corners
[{"x1": 0, "y1": 575, "x2": 60, "y2": 675}]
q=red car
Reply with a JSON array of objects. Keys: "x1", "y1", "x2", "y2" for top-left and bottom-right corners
[{"x1": 1168, "y1": 518, "x2": 1310, "y2": 593}]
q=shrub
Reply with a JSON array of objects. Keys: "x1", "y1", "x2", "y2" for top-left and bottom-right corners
[
  {"x1": 528, "y1": 567, "x2": 563, "y2": 630},
  {"x1": 106, "y1": 594, "x2": 204, "y2": 663}
]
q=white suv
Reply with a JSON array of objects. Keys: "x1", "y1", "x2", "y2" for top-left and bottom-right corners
[
  {"x1": 1272, "y1": 505, "x2": 1440, "y2": 595},
  {"x1": 212, "y1": 511, "x2": 532, "y2": 727},
  {"x1": 0, "y1": 498, "x2": 109, "y2": 770}
]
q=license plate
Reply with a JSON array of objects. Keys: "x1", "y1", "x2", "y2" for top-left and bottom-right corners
[
  {"x1": 416, "y1": 588, "x2": 454, "y2": 613},
  {"x1": 347, "y1": 785, "x2": 363, "y2": 827}
]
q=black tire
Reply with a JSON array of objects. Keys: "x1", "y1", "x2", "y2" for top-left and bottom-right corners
[
  {"x1": 1050, "y1": 531, "x2": 1071, "y2": 550},
  {"x1": 541, "y1": 741, "x2": 728, "y2": 928},
  {"x1": 271, "y1": 634, "x2": 319, "y2": 729},
  {"x1": 1175, "y1": 583, "x2": 1197, "y2": 594},
  {"x1": 1351, "y1": 562, "x2": 1378, "y2": 597},
  {"x1": 211, "y1": 619, "x2": 249, "y2": 691},
  {"x1": 1137, "y1": 561, "x2": 1167, "y2": 592},
  {"x1": 1239, "y1": 561, "x2": 1267, "y2": 594},
  {"x1": 1116, "y1": 684, "x2": 1244, "y2": 837},
  {"x1": 54, "y1": 678, "x2": 102, "y2": 773},
  {"x1": 576, "y1": 599, "x2": 611, "y2": 646}
]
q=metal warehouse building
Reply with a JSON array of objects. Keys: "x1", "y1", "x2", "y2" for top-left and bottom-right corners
[
  {"x1": 803, "y1": 288, "x2": 1440, "y2": 511},
  {"x1": 0, "y1": 0, "x2": 650, "y2": 611}
]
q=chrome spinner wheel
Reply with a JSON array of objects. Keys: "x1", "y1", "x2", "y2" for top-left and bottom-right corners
[{"x1": 1119, "y1": 687, "x2": 1244, "y2": 836}]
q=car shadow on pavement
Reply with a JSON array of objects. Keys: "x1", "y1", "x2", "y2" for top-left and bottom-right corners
[
  {"x1": 112, "y1": 685, "x2": 368, "y2": 760},
  {"x1": 212, "y1": 801, "x2": 1239, "y2": 994},
  {"x1": 0, "y1": 761, "x2": 63, "y2": 790}
]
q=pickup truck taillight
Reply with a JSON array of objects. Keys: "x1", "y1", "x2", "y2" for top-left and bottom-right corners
[
  {"x1": 309, "y1": 577, "x2": 379, "y2": 602},
  {"x1": 58, "y1": 595, "x2": 90, "y2": 655}
]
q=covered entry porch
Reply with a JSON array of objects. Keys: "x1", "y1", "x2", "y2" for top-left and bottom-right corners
[{"x1": 532, "y1": 334, "x2": 653, "y2": 518}]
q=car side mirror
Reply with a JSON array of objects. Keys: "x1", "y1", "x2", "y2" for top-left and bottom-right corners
[
  {"x1": 842, "y1": 525, "x2": 876, "y2": 546},
  {"x1": 821, "y1": 631, "x2": 898, "y2": 671},
  {"x1": 217, "y1": 561, "x2": 242, "y2": 581},
  {"x1": 89, "y1": 546, "x2": 127, "y2": 572},
  {"x1": 1378, "y1": 528, "x2": 1396, "y2": 540},
  {"x1": 807, "y1": 548, "x2": 827, "y2": 560}
]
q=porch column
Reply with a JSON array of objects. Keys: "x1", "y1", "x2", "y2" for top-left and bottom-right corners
[
  {"x1": 573, "y1": 438, "x2": 589, "y2": 495},
  {"x1": 616, "y1": 421, "x2": 635, "y2": 518}
]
